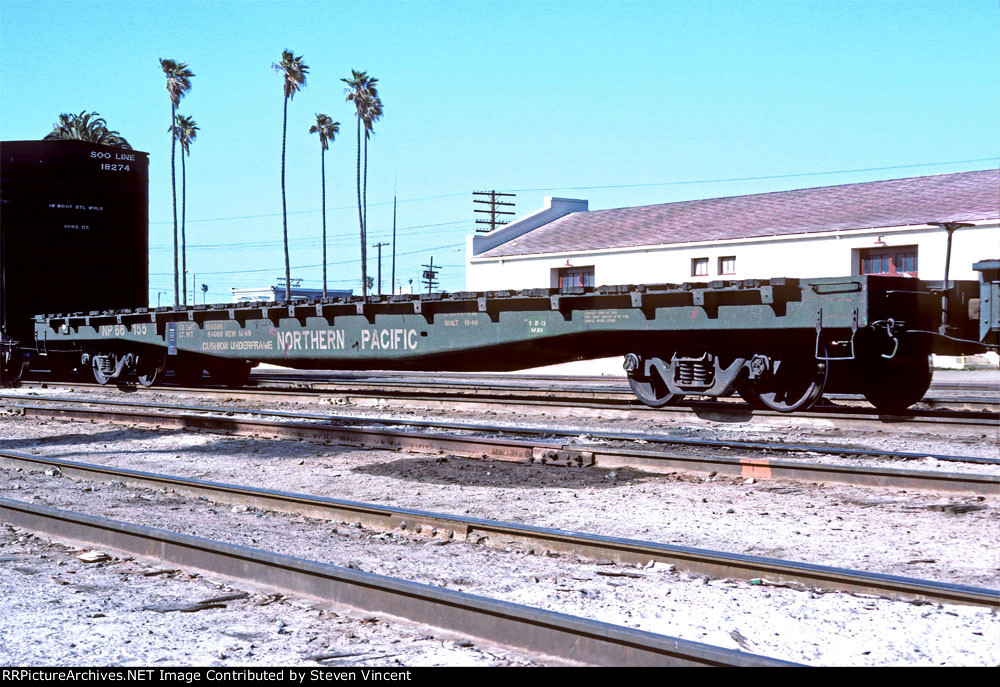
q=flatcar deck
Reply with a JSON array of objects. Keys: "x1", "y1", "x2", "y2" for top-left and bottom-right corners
[{"x1": 21, "y1": 266, "x2": 1000, "y2": 413}]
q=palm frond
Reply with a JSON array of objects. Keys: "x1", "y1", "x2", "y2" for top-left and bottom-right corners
[
  {"x1": 273, "y1": 49, "x2": 309, "y2": 100},
  {"x1": 342, "y1": 70, "x2": 379, "y2": 118},
  {"x1": 44, "y1": 110, "x2": 132, "y2": 149},
  {"x1": 173, "y1": 114, "x2": 199, "y2": 155},
  {"x1": 362, "y1": 95, "x2": 383, "y2": 139},
  {"x1": 309, "y1": 113, "x2": 340, "y2": 150},
  {"x1": 160, "y1": 58, "x2": 194, "y2": 107}
]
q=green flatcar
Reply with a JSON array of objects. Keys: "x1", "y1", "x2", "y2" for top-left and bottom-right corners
[{"x1": 23, "y1": 263, "x2": 999, "y2": 413}]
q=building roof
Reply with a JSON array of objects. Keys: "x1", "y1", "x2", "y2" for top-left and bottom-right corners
[{"x1": 477, "y1": 169, "x2": 1000, "y2": 258}]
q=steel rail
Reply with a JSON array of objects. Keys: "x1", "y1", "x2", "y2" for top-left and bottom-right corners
[
  {"x1": 0, "y1": 496, "x2": 794, "y2": 667},
  {"x1": 5, "y1": 400, "x2": 999, "y2": 495},
  {"x1": 251, "y1": 377, "x2": 1000, "y2": 410},
  {"x1": 4, "y1": 392, "x2": 998, "y2": 466},
  {"x1": 14, "y1": 380, "x2": 999, "y2": 436},
  {"x1": 26, "y1": 368, "x2": 1000, "y2": 400},
  {"x1": 2, "y1": 449, "x2": 996, "y2": 608},
  {"x1": 137, "y1": 383, "x2": 1000, "y2": 415},
  {"x1": 31, "y1": 366, "x2": 999, "y2": 391},
  {"x1": 249, "y1": 370, "x2": 1000, "y2": 395},
  {"x1": 245, "y1": 372, "x2": 1000, "y2": 410}
]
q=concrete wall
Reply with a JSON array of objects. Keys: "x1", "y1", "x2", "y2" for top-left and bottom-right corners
[{"x1": 466, "y1": 221, "x2": 1000, "y2": 291}]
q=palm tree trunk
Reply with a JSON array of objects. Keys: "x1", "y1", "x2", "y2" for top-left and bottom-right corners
[
  {"x1": 363, "y1": 134, "x2": 368, "y2": 235},
  {"x1": 181, "y1": 149, "x2": 187, "y2": 306},
  {"x1": 171, "y1": 105, "x2": 179, "y2": 307},
  {"x1": 355, "y1": 116, "x2": 365, "y2": 297},
  {"x1": 363, "y1": 133, "x2": 369, "y2": 288},
  {"x1": 282, "y1": 95, "x2": 290, "y2": 302},
  {"x1": 321, "y1": 146, "x2": 327, "y2": 298}
]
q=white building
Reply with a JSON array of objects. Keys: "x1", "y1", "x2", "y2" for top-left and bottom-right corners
[
  {"x1": 231, "y1": 286, "x2": 353, "y2": 303},
  {"x1": 466, "y1": 169, "x2": 1000, "y2": 291}
]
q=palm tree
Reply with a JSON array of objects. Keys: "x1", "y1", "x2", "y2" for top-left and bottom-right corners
[
  {"x1": 44, "y1": 111, "x2": 132, "y2": 148},
  {"x1": 173, "y1": 115, "x2": 199, "y2": 306},
  {"x1": 342, "y1": 70, "x2": 378, "y2": 297},
  {"x1": 309, "y1": 114, "x2": 340, "y2": 298},
  {"x1": 361, "y1": 94, "x2": 383, "y2": 247},
  {"x1": 160, "y1": 58, "x2": 194, "y2": 307},
  {"x1": 272, "y1": 49, "x2": 309, "y2": 302}
]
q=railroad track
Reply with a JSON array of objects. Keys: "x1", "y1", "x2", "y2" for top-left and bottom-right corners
[
  {"x1": 26, "y1": 365, "x2": 1000, "y2": 396},
  {"x1": 253, "y1": 366, "x2": 996, "y2": 389},
  {"x1": 250, "y1": 369, "x2": 1000, "y2": 406},
  {"x1": 5, "y1": 391, "x2": 998, "y2": 466},
  {"x1": 250, "y1": 369, "x2": 1000, "y2": 395},
  {"x1": 15, "y1": 376, "x2": 1000, "y2": 437},
  {"x1": 0, "y1": 496, "x2": 794, "y2": 666},
  {"x1": 251, "y1": 370, "x2": 1000, "y2": 409},
  {"x1": 2, "y1": 449, "x2": 995, "y2": 609},
  {"x1": 3, "y1": 394, "x2": 998, "y2": 494}
]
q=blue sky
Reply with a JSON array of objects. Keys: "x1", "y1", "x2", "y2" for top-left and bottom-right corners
[{"x1": 1, "y1": 0, "x2": 997, "y2": 304}]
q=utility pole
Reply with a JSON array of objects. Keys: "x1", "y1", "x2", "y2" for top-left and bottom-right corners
[
  {"x1": 391, "y1": 193, "x2": 397, "y2": 294},
  {"x1": 391, "y1": 173, "x2": 397, "y2": 295},
  {"x1": 474, "y1": 190, "x2": 516, "y2": 233},
  {"x1": 373, "y1": 241, "x2": 389, "y2": 296},
  {"x1": 277, "y1": 276, "x2": 301, "y2": 300},
  {"x1": 421, "y1": 257, "x2": 439, "y2": 294}
]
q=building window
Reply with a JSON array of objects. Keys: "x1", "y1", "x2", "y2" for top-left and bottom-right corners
[
  {"x1": 895, "y1": 252, "x2": 917, "y2": 275},
  {"x1": 862, "y1": 254, "x2": 891, "y2": 275},
  {"x1": 718, "y1": 256, "x2": 736, "y2": 275},
  {"x1": 860, "y1": 245, "x2": 918, "y2": 277},
  {"x1": 557, "y1": 266, "x2": 594, "y2": 290},
  {"x1": 691, "y1": 258, "x2": 709, "y2": 277}
]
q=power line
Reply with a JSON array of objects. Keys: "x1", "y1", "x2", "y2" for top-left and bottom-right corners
[
  {"x1": 149, "y1": 219, "x2": 469, "y2": 251},
  {"x1": 150, "y1": 241, "x2": 464, "y2": 276},
  {"x1": 506, "y1": 157, "x2": 1000, "y2": 193},
  {"x1": 473, "y1": 190, "x2": 516, "y2": 233},
  {"x1": 148, "y1": 156, "x2": 997, "y2": 226},
  {"x1": 149, "y1": 192, "x2": 469, "y2": 226},
  {"x1": 421, "y1": 256, "x2": 440, "y2": 293}
]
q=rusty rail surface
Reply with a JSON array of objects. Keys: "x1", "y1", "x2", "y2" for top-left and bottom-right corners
[
  {"x1": 13, "y1": 378, "x2": 1000, "y2": 434},
  {"x1": 2, "y1": 450, "x2": 997, "y2": 608},
  {"x1": 4, "y1": 397, "x2": 998, "y2": 494},
  {"x1": 0, "y1": 496, "x2": 795, "y2": 666},
  {"x1": 4, "y1": 391, "x2": 998, "y2": 466},
  {"x1": 246, "y1": 374, "x2": 1000, "y2": 412}
]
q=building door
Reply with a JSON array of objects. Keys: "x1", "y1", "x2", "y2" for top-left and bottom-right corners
[{"x1": 860, "y1": 245, "x2": 918, "y2": 277}]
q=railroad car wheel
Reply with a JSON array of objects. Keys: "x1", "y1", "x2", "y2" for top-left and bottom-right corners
[
  {"x1": 862, "y1": 352, "x2": 932, "y2": 414},
  {"x1": 0, "y1": 350, "x2": 29, "y2": 386},
  {"x1": 744, "y1": 357, "x2": 827, "y2": 413},
  {"x1": 627, "y1": 360, "x2": 683, "y2": 408},
  {"x1": 736, "y1": 384, "x2": 765, "y2": 410},
  {"x1": 136, "y1": 351, "x2": 166, "y2": 388}
]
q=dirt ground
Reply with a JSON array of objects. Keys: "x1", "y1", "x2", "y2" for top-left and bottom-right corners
[
  {"x1": 1, "y1": 397, "x2": 998, "y2": 666},
  {"x1": 0, "y1": 523, "x2": 550, "y2": 667}
]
